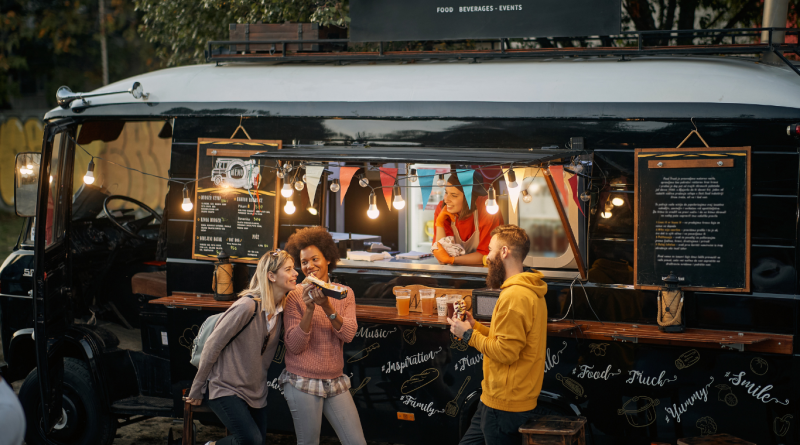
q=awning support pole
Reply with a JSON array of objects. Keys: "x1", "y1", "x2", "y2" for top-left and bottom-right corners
[{"x1": 543, "y1": 167, "x2": 587, "y2": 280}]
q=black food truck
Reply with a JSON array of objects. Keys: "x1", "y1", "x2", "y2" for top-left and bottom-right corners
[{"x1": 2, "y1": 30, "x2": 800, "y2": 445}]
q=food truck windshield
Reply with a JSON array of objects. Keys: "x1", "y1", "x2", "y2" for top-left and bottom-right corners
[{"x1": 244, "y1": 145, "x2": 587, "y2": 277}]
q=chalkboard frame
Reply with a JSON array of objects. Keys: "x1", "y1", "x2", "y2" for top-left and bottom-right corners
[
  {"x1": 633, "y1": 146, "x2": 751, "y2": 292},
  {"x1": 191, "y1": 138, "x2": 282, "y2": 264}
]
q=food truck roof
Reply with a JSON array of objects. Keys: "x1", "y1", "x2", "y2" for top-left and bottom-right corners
[{"x1": 45, "y1": 56, "x2": 800, "y2": 120}]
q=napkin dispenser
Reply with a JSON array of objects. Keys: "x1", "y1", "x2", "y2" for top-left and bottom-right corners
[{"x1": 472, "y1": 288, "x2": 501, "y2": 321}]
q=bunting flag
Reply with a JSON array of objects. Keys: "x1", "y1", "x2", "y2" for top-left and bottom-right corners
[
  {"x1": 504, "y1": 167, "x2": 527, "y2": 214},
  {"x1": 567, "y1": 173, "x2": 585, "y2": 216},
  {"x1": 339, "y1": 166, "x2": 360, "y2": 205},
  {"x1": 456, "y1": 169, "x2": 474, "y2": 209},
  {"x1": 418, "y1": 169, "x2": 436, "y2": 209},
  {"x1": 305, "y1": 165, "x2": 324, "y2": 207},
  {"x1": 378, "y1": 167, "x2": 398, "y2": 210},
  {"x1": 548, "y1": 165, "x2": 569, "y2": 208}
]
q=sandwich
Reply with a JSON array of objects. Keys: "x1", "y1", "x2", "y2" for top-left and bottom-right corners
[{"x1": 302, "y1": 275, "x2": 349, "y2": 300}]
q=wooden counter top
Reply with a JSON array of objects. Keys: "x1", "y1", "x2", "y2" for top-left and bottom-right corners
[{"x1": 150, "y1": 294, "x2": 792, "y2": 354}]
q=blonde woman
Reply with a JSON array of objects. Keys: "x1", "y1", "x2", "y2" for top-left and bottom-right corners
[{"x1": 186, "y1": 250, "x2": 297, "y2": 445}]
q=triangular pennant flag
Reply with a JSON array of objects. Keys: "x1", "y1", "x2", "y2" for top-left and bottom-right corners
[
  {"x1": 339, "y1": 167, "x2": 360, "y2": 205},
  {"x1": 378, "y1": 168, "x2": 398, "y2": 211},
  {"x1": 504, "y1": 167, "x2": 527, "y2": 214},
  {"x1": 549, "y1": 165, "x2": 569, "y2": 208},
  {"x1": 567, "y1": 173, "x2": 585, "y2": 217},
  {"x1": 456, "y1": 169, "x2": 474, "y2": 209},
  {"x1": 418, "y1": 169, "x2": 436, "y2": 209},
  {"x1": 305, "y1": 166, "x2": 324, "y2": 207}
]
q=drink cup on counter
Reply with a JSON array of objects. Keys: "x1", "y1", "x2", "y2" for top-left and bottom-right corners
[
  {"x1": 396, "y1": 290, "x2": 411, "y2": 316},
  {"x1": 445, "y1": 295, "x2": 464, "y2": 320},
  {"x1": 435, "y1": 297, "x2": 448, "y2": 317},
  {"x1": 419, "y1": 289, "x2": 436, "y2": 315}
]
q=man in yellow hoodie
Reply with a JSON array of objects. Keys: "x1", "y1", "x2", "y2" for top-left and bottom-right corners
[{"x1": 448, "y1": 224, "x2": 548, "y2": 445}]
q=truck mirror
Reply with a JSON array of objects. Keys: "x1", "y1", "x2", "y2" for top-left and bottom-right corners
[{"x1": 15, "y1": 152, "x2": 41, "y2": 217}]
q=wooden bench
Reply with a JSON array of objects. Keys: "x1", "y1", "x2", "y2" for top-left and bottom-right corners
[
  {"x1": 519, "y1": 414, "x2": 587, "y2": 445},
  {"x1": 677, "y1": 433, "x2": 756, "y2": 445}
]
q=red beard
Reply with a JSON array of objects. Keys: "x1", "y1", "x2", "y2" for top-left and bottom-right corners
[{"x1": 485, "y1": 255, "x2": 506, "y2": 289}]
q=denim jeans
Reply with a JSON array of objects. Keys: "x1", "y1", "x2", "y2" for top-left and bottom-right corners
[
  {"x1": 459, "y1": 401, "x2": 535, "y2": 445},
  {"x1": 207, "y1": 395, "x2": 268, "y2": 445}
]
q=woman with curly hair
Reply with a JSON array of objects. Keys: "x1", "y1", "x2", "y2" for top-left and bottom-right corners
[{"x1": 282, "y1": 226, "x2": 366, "y2": 445}]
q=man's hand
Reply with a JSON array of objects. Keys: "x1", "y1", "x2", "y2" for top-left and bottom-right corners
[
  {"x1": 433, "y1": 242, "x2": 455, "y2": 265},
  {"x1": 435, "y1": 209, "x2": 456, "y2": 228},
  {"x1": 464, "y1": 310, "x2": 476, "y2": 329},
  {"x1": 447, "y1": 316, "x2": 472, "y2": 339}
]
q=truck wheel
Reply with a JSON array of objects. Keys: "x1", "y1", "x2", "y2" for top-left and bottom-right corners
[{"x1": 18, "y1": 358, "x2": 115, "y2": 445}]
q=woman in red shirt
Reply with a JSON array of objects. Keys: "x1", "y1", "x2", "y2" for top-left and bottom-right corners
[{"x1": 432, "y1": 173, "x2": 503, "y2": 266}]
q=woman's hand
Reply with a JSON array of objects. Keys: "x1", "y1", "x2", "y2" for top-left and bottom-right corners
[
  {"x1": 310, "y1": 287, "x2": 330, "y2": 309},
  {"x1": 301, "y1": 284, "x2": 316, "y2": 311},
  {"x1": 184, "y1": 397, "x2": 202, "y2": 406},
  {"x1": 435, "y1": 208, "x2": 456, "y2": 228},
  {"x1": 433, "y1": 242, "x2": 455, "y2": 265}
]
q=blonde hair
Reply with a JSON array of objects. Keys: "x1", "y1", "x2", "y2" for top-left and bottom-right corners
[{"x1": 238, "y1": 250, "x2": 294, "y2": 314}]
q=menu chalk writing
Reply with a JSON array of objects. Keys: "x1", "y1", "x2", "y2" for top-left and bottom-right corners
[
  {"x1": 635, "y1": 147, "x2": 750, "y2": 291},
  {"x1": 192, "y1": 139, "x2": 281, "y2": 264}
]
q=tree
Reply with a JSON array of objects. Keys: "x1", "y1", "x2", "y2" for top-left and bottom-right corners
[{"x1": 134, "y1": 0, "x2": 348, "y2": 67}]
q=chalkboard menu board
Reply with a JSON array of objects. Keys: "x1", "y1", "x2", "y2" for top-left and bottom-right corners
[
  {"x1": 634, "y1": 147, "x2": 751, "y2": 292},
  {"x1": 192, "y1": 138, "x2": 282, "y2": 264}
]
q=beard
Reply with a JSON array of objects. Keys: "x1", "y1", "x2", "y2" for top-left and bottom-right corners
[{"x1": 485, "y1": 255, "x2": 506, "y2": 289}]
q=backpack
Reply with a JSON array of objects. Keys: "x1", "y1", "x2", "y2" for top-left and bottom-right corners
[{"x1": 190, "y1": 296, "x2": 257, "y2": 368}]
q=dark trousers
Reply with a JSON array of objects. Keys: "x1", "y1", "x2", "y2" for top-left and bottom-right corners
[
  {"x1": 208, "y1": 395, "x2": 268, "y2": 445},
  {"x1": 459, "y1": 401, "x2": 535, "y2": 445}
]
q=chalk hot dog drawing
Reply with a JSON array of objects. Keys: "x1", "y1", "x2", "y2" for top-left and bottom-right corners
[{"x1": 401, "y1": 368, "x2": 440, "y2": 394}]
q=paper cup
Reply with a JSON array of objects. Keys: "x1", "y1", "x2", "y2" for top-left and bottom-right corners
[{"x1": 436, "y1": 297, "x2": 448, "y2": 317}]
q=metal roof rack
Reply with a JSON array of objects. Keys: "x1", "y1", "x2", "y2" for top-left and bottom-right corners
[{"x1": 206, "y1": 27, "x2": 800, "y2": 76}]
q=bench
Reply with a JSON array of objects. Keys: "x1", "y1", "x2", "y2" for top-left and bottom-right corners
[{"x1": 519, "y1": 414, "x2": 587, "y2": 445}]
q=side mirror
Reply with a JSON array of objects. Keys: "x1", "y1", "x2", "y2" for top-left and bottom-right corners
[{"x1": 15, "y1": 152, "x2": 41, "y2": 217}]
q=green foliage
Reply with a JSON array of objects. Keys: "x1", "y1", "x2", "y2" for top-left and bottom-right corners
[{"x1": 135, "y1": 0, "x2": 349, "y2": 67}]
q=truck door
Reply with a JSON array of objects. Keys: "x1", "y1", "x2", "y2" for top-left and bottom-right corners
[{"x1": 32, "y1": 123, "x2": 75, "y2": 432}]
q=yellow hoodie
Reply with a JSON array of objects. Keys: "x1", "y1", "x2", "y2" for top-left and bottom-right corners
[{"x1": 468, "y1": 270, "x2": 548, "y2": 412}]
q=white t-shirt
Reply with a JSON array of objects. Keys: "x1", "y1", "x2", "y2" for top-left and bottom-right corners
[{"x1": 0, "y1": 378, "x2": 25, "y2": 445}]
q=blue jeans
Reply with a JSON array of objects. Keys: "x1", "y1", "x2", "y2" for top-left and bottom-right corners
[
  {"x1": 207, "y1": 395, "x2": 268, "y2": 445},
  {"x1": 459, "y1": 401, "x2": 535, "y2": 445}
]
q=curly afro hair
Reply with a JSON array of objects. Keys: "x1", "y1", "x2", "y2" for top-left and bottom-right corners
[{"x1": 284, "y1": 226, "x2": 341, "y2": 272}]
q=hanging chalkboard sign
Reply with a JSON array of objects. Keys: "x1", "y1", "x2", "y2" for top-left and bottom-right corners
[
  {"x1": 634, "y1": 147, "x2": 751, "y2": 292},
  {"x1": 192, "y1": 138, "x2": 282, "y2": 264}
]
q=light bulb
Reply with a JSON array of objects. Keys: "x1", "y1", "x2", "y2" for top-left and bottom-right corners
[
  {"x1": 181, "y1": 186, "x2": 193, "y2": 212},
  {"x1": 25, "y1": 163, "x2": 32, "y2": 169},
  {"x1": 485, "y1": 188, "x2": 499, "y2": 215},
  {"x1": 283, "y1": 162, "x2": 293, "y2": 173},
  {"x1": 83, "y1": 159, "x2": 95, "y2": 185},
  {"x1": 506, "y1": 169, "x2": 518, "y2": 189},
  {"x1": 572, "y1": 162, "x2": 584, "y2": 174},
  {"x1": 410, "y1": 168, "x2": 417, "y2": 183},
  {"x1": 307, "y1": 206, "x2": 318, "y2": 215},
  {"x1": 330, "y1": 179, "x2": 340, "y2": 192},
  {"x1": 521, "y1": 190, "x2": 533, "y2": 203},
  {"x1": 302, "y1": 174, "x2": 307, "y2": 183},
  {"x1": 436, "y1": 174, "x2": 445, "y2": 187},
  {"x1": 294, "y1": 180, "x2": 305, "y2": 191},
  {"x1": 367, "y1": 191, "x2": 380, "y2": 219},
  {"x1": 49, "y1": 175, "x2": 53, "y2": 184},
  {"x1": 601, "y1": 211, "x2": 612, "y2": 219},
  {"x1": 281, "y1": 183, "x2": 293, "y2": 198},
  {"x1": 359, "y1": 175, "x2": 369, "y2": 187},
  {"x1": 277, "y1": 169, "x2": 285, "y2": 179},
  {"x1": 612, "y1": 197, "x2": 625, "y2": 206},
  {"x1": 284, "y1": 199, "x2": 296, "y2": 214},
  {"x1": 392, "y1": 185, "x2": 405, "y2": 210},
  {"x1": 580, "y1": 191, "x2": 591, "y2": 202}
]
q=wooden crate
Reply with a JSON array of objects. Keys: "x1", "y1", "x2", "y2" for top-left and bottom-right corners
[{"x1": 229, "y1": 23, "x2": 345, "y2": 52}]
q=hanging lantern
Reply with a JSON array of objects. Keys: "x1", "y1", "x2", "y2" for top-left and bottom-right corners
[
  {"x1": 657, "y1": 271, "x2": 684, "y2": 333},
  {"x1": 212, "y1": 251, "x2": 236, "y2": 301}
]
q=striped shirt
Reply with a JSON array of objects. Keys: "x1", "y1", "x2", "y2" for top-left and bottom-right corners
[{"x1": 278, "y1": 369, "x2": 351, "y2": 398}]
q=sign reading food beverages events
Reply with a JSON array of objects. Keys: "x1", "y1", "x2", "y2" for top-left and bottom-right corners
[
  {"x1": 349, "y1": 0, "x2": 620, "y2": 42},
  {"x1": 634, "y1": 147, "x2": 751, "y2": 291},
  {"x1": 192, "y1": 138, "x2": 281, "y2": 264}
]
